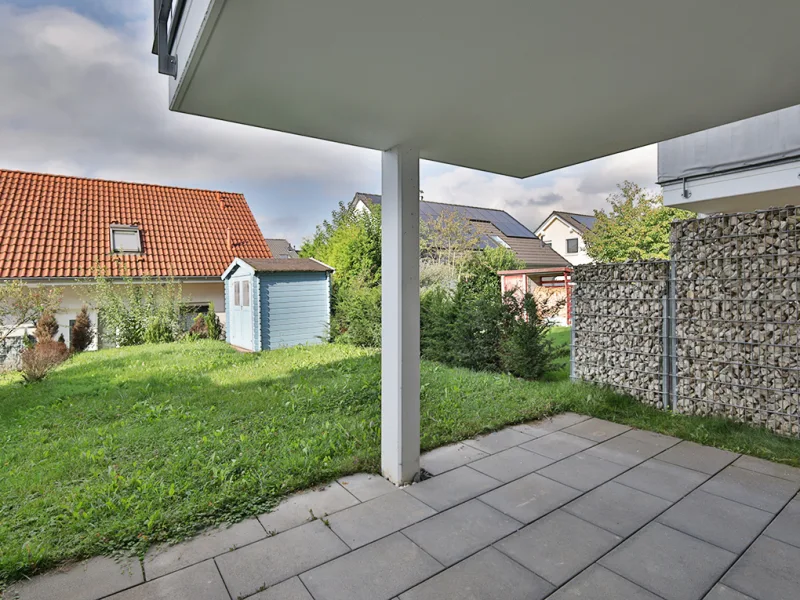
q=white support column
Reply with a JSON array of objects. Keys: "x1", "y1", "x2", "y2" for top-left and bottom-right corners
[{"x1": 381, "y1": 145, "x2": 421, "y2": 484}]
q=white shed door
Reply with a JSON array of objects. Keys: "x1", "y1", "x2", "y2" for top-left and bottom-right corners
[{"x1": 230, "y1": 277, "x2": 253, "y2": 350}]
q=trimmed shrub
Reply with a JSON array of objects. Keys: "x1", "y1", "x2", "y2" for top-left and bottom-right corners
[
  {"x1": 331, "y1": 280, "x2": 381, "y2": 347},
  {"x1": 21, "y1": 340, "x2": 69, "y2": 382},
  {"x1": 204, "y1": 302, "x2": 223, "y2": 340},
  {"x1": 34, "y1": 311, "x2": 59, "y2": 342},
  {"x1": 144, "y1": 318, "x2": 175, "y2": 344},
  {"x1": 499, "y1": 293, "x2": 562, "y2": 379},
  {"x1": 70, "y1": 306, "x2": 93, "y2": 352},
  {"x1": 188, "y1": 314, "x2": 208, "y2": 338},
  {"x1": 420, "y1": 248, "x2": 562, "y2": 379}
]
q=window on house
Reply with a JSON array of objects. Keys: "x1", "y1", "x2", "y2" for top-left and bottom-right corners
[
  {"x1": 233, "y1": 281, "x2": 240, "y2": 306},
  {"x1": 242, "y1": 281, "x2": 250, "y2": 307},
  {"x1": 110, "y1": 225, "x2": 142, "y2": 253},
  {"x1": 566, "y1": 238, "x2": 579, "y2": 254},
  {"x1": 490, "y1": 235, "x2": 510, "y2": 249}
]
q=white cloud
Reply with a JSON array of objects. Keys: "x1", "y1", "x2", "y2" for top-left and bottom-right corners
[{"x1": 0, "y1": 4, "x2": 377, "y2": 190}]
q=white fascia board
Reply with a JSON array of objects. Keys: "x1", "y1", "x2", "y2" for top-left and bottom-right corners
[{"x1": 663, "y1": 159, "x2": 800, "y2": 213}]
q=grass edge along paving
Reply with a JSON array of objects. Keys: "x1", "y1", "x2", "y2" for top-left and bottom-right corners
[{"x1": 1, "y1": 338, "x2": 799, "y2": 586}]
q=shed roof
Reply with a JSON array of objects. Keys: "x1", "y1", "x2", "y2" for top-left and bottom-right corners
[{"x1": 240, "y1": 258, "x2": 333, "y2": 273}]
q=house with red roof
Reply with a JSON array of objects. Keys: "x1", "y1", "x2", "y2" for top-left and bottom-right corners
[{"x1": 0, "y1": 169, "x2": 272, "y2": 352}]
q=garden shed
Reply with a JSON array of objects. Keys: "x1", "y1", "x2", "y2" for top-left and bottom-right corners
[{"x1": 221, "y1": 258, "x2": 333, "y2": 352}]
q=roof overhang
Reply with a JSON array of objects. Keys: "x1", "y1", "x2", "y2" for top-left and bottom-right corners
[
  {"x1": 662, "y1": 158, "x2": 800, "y2": 214},
  {"x1": 164, "y1": 0, "x2": 800, "y2": 178}
]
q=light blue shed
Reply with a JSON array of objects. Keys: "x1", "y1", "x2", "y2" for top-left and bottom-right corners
[{"x1": 221, "y1": 257, "x2": 334, "y2": 351}]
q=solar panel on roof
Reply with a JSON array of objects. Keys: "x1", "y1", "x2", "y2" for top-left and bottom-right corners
[
  {"x1": 418, "y1": 201, "x2": 536, "y2": 239},
  {"x1": 571, "y1": 214, "x2": 597, "y2": 229}
]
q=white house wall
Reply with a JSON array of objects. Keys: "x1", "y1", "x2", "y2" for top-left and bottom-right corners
[
  {"x1": 538, "y1": 219, "x2": 591, "y2": 265},
  {"x1": 7, "y1": 281, "x2": 226, "y2": 349}
]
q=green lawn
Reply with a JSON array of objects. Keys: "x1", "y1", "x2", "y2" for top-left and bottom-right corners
[{"x1": 2, "y1": 337, "x2": 800, "y2": 585}]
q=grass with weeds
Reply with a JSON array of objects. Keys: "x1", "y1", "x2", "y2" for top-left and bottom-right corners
[{"x1": 1, "y1": 336, "x2": 799, "y2": 585}]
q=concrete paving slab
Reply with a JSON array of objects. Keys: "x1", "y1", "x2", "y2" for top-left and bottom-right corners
[
  {"x1": 537, "y1": 453, "x2": 628, "y2": 492},
  {"x1": 6, "y1": 556, "x2": 143, "y2": 600},
  {"x1": 763, "y1": 499, "x2": 800, "y2": 548},
  {"x1": 657, "y1": 490, "x2": 773, "y2": 553},
  {"x1": 562, "y1": 418, "x2": 631, "y2": 442},
  {"x1": 105, "y1": 560, "x2": 228, "y2": 600},
  {"x1": 563, "y1": 481, "x2": 671, "y2": 537},
  {"x1": 463, "y1": 428, "x2": 534, "y2": 454},
  {"x1": 215, "y1": 520, "x2": 349, "y2": 599},
  {"x1": 615, "y1": 458, "x2": 710, "y2": 501},
  {"x1": 144, "y1": 518, "x2": 265, "y2": 580},
  {"x1": 300, "y1": 533, "x2": 442, "y2": 600},
  {"x1": 520, "y1": 432, "x2": 597, "y2": 460},
  {"x1": 619, "y1": 428, "x2": 682, "y2": 450},
  {"x1": 657, "y1": 441, "x2": 739, "y2": 475},
  {"x1": 701, "y1": 466, "x2": 800, "y2": 513},
  {"x1": 496, "y1": 510, "x2": 621, "y2": 586},
  {"x1": 337, "y1": 473, "x2": 396, "y2": 502},
  {"x1": 722, "y1": 536, "x2": 800, "y2": 600},
  {"x1": 468, "y1": 446, "x2": 555, "y2": 482},
  {"x1": 420, "y1": 443, "x2": 489, "y2": 475},
  {"x1": 584, "y1": 435, "x2": 666, "y2": 467},
  {"x1": 399, "y1": 547, "x2": 553, "y2": 600},
  {"x1": 257, "y1": 482, "x2": 359, "y2": 535},
  {"x1": 479, "y1": 472, "x2": 582, "y2": 523},
  {"x1": 546, "y1": 564, "x2": 662, "y2": 600},
  {"x1": 328, "y1": 489, "x2": 436, "y2": 549},
  {"x1": 403, "y1": 499, "x2": 520, "y2": 566},
  {"x1": 600, "y1": 522, "x2": 736, "y2": 600},
  {"x1": 733, "y1": 455, "x2": 800, "y2": 483},
  {"x1": 511, "y1": 413, "x2": 590, "y2": 438},
  {"x1": 250, "y1": 577, "x2": 313, "y2": 600},
  {"x1": 704, "y1": 584, "x2": 756, "y2": 600},
  {"x1": 404, "y1": 466, "x2": 500, "y2": 511}
]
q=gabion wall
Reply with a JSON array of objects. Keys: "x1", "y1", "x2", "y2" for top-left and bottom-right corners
[
  {"x1": 671, "y1": 208, "x2": 800, "y2": 437},
  {"x1": 572, "y1": 261, "x2": 669, "y2": 409},
  {"x1": 572, "y1": 207, "x2": 800, "y2": 438}
]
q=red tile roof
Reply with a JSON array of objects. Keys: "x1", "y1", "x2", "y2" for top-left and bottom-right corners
[{"x1": 0, "y1": 169, "x2": 272, "y2": 279}]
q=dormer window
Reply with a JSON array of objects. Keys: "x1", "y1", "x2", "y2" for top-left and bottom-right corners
[{"x1": 110, "y1": 225, "x2": 142, "y2": 254}]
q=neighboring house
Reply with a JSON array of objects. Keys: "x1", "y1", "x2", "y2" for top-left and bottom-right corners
[
  {"x1": 351, "y1": 193, "x2": 570, "y2": 269},
  {"x1": 534, "y1": 211, "x2": 596, "y2": 265},
  {"x1": 264, "y1": 238, "x2": 299, "y2": 259},
  {"x1": 0, "y1": 169, "x2": 272, "y2": 349},
  {"x1": 222, "y1": 258, "x2": 333, "y2": 351}
]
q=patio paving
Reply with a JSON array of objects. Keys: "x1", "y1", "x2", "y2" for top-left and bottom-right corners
[{"x1": 7, "y1": 413, "x2": 800, "y2": 600}]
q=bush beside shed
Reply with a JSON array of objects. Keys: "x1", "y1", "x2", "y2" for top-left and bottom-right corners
[{"x1": 221, "y1": 258, "x2": 333, "y2": 351}]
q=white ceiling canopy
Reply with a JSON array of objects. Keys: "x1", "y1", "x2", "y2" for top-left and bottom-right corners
[{"x1": 168, "y1": 0, "x2": 800, "y2": 178}]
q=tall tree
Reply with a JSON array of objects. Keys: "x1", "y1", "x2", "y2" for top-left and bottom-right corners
[
  {"x1": 584, "y1": 181, "x2": 694, "y2": 262},
  {"x1": 420, "y1": 207, "x2": 481, "y2": 273}
]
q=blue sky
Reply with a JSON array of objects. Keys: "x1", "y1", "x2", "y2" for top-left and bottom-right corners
[{"x1": 0, "y1": 1, "x2": 657, "y2": 244}]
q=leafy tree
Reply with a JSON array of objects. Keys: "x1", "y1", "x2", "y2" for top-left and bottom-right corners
[
  {"x1": 300, "y1": 202, "x2": 381, "y2": 286},
  {"x1": 0, "y1": 282, "x2": 62, "y2": 344},
  {"x1": 301, "y1": 202, "x2": 382, "y2": 345},
  {"x1": 584, "y1": 181, "x2": 694, "y2": 262},
  {"x1": 460, "y1": 246, "x2": 524, "y2": 296},
  {"x1": 420, "y1": 207, "x2": 480, "y2": 272}
]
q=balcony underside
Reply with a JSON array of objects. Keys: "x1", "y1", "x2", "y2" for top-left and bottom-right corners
[{"x1": 168, "y1": 0, "x2": 800, "y2": 178}]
